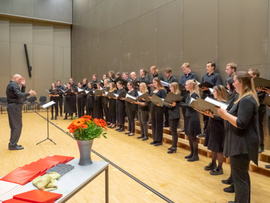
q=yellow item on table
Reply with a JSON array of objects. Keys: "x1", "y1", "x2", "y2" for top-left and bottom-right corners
[{"x1": 32, "y1": 172, "x2": 61, "y2": 191}]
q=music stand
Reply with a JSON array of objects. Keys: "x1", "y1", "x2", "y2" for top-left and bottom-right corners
[{"x1": 36, "y1": 101, "x2": 56, "y2": 145}]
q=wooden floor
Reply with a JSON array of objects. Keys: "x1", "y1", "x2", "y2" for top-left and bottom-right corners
[{"x1": 1, "y1": 111, "x2": 270, "y2": 203}]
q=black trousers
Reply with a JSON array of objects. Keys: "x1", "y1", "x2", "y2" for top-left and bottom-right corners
[
  {"x1": 58, "y1": 96, "x2": 63, "y2": 116},
  {"x1": 164, "y1": 107, "x2": 169, "y2": 126},
  {"x1": 127, "y1": 109, "x2": 136, "y2": 133},
  {"x1": 109, "y1": 100, "x2": 116, "y2": 124},
  {"x1": 151, "y1": 105, "x2": 164, "y2": 142},
  {"x1": 258, "y1": 106, "x2": 266, "y2": 146},
  {"x1": 138, "y1": 109, "x2": 149, "y2": 137},
  {"x1": 230, "y1": 154, "x2": 250, "y2": 203},
  {"x1": 182, "y1": 108, "x2": 186, "y2": 130},
  {"x1": 77, "y1": 96, "x2": 85, "y2": 118},
  {"x1": 103, "y1": 102, "x2": 110, "y2": 122},
  {"x1": 86, "y1": 107, "x2": 93, "y2": 117},
  {"x1": 7, "y1": 103, "x2": 22, "y2": 147},
  {"x1": 50, "y1": 97, "x2": 59, "y2": 117},
  {"x1": 170, "y1": 118, "x2": 179, "y2": 148}
]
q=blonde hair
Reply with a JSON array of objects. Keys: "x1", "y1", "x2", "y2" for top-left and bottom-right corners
[
  {"x1": 234, "y1": 71, "x2": 259, "y2": 106},
  {"x1": 170, "y1": 82, "x2": 180, "y2": 94},
  {"x1": 109, "y1": 82, "x2": 117, "y2": 92},
  {"x1": 150, "y1": 66, "x2": 158, "y2": 73},
  {"x1": 139, "y1": 82, "x2": 148, "y2": 93},
  {"x1": 153, "y1": 77, "x2": 164, "y2": 90},
  {"x1": 181, "y1": 62, "x2": 190, "y2": 69},
  {"x1": 213, "y1": 85, "x2": 227, "y2": 102},
  {"x1": 186, "y1": 79, "x2": 200, "y2": 98}
]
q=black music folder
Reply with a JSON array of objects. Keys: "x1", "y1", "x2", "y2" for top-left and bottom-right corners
[
  {"x1": 253, "y1": 77, "x2": 270, "y2": 88},
  {"x1": 198, "y1": 81, "x2": 214, "y2": 88},
  {"x1": 264, "y1": 94, "x2": 270, "y2": 106},
  {"x1": 138, "y1": 92, "x2": 150, "y2": 102},
  {"x1": 125, "y1": 94, "x2": 137, "y2": 103},
  {"x1": 151, "y1": 94, "x2": 165, "y2": 107},
  {"x1": 164, "y1": 92, "x2": 183, "y2": 103}
]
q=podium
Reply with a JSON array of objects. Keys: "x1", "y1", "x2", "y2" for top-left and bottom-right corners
[{"x1": 36, "y1": 101, "x2": 56, "y2": 145}]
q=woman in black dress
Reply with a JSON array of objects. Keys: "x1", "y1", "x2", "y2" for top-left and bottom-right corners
[
  {"x1": 49, "y1": 82, "x2": 59, "y2": 120},
  {"x1": 164, "y1": 82, "x2": 181, "y2": 154},
  {"x1": 222, "y1": 76, "x2": 239, "y2": 193},
  {"x1": 200, "y1": 85, "x2": 227, "y2": 175},
  {"x1": 115, "y1": 81, "x2": 126, "y2": 132},
  {"x1": 181, "y1": 79, "x2": 201, "y2": 161},
  {"x1": 93, "y1": 83, "x2": 103, "y2": 119},
  {"x1": 102, "y1": 79, "x2": 111, "y2": 124},
  {"x1": 150, "y1": 77, "x2": 167, "y2": 146},
  {"x1": 125, "y1": 81, "x2": 138, "y2": 136},
  {"x1": 217, "y1": 72, "x2": 259, "y2": 203},
  {"x1": 135, "y1": 82, "x2": 149, "y2": 141},
  {"x1": 77, "y1": 82, "x2": 86, "y2": 118},
  {"x1": 86, "y1": 82, "x2": 94, "y2": 117},
  {"x1": 108, "y1": 82, "x2": 117, "y2": 128},
  {"x1": 64, "y1": 83, "x2": 75, "y2": 120}
]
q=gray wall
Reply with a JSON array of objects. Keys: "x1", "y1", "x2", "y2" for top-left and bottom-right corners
[
  {"x1": 0, "y1": 17, "x2": 71, "y2": 98},
  {"x1": 72, "y1": 0, "x2": 270, "y2": 82},
  {"x1": 0, "y1": 0, "x2": 72, "y2": 24}
]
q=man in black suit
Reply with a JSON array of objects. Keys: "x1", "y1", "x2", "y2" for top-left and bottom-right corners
[{"x1": 6, "y1": 74, "x2": 36, "y2": 150}]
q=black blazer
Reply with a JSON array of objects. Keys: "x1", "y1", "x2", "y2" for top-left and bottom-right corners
[{"x1": 225, "y1": 95, "x2": 259, "y2": 165}]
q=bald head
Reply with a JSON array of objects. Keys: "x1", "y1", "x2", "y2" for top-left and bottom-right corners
[
  {"x1": 130, "y1": 72, "x2": 136, "y2": 80},
  {"x1": 12, "y1": 74, "x2": 23, "y2": 84}
]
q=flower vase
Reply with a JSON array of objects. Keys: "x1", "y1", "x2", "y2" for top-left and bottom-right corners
[{"x1": 77, "y1": 140, "x2": 93, "y2": 166}]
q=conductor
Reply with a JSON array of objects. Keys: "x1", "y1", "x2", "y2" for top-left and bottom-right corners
[{"x1": 6, "y1": 74, "x2": 36, "y2": 150}]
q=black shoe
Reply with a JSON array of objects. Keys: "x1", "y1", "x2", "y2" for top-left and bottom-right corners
[
  {"x1": 222, "y1": 176, "x2": 233, "y2": 185},
  {"x1": 168, "y1": 146, "x2": 173, "y2": 150},
  {"x1": 55, "y1": 116, "x2": 57, "y2": 120},
  {"x1": 266, "y1": 165, "x2": 270, "y2": 169},
  {"x1": 150, "y1": 141, "x2": 156, "y2": 145},
  {"x1": 224, "y1": 184, "x2": 235, "y2": 193},
  {"x1": 125, "y1": 132, "x2": 131, "y2": 134},
  {"x1": 259, "y1": 145, "x2": 264, "y2": 153},
  {"x1": 210, "y1": 167, "x2": 223, "y2": 175},
  {"x1": 163, "y1": 123, "x2": 169, "y2": 127},
  {"x1": 64, "y1": 117, "x2": 67, "y2": 120},
  {"x1": 185, "y1": 153, "x2": 193, "y2": 159},
  {"x1": 198, "y1": 133, "x2": 205, "y2": 138},
  {"x1": 115, "y1": 128, "x2": 121, "y2": 131},
  {"x1": 118, "y1": 128, "x2": 124, "y2": 132},
  {"x1": 204, "y1": 162, "x2": 216, "y2": 171},
  {"x1": 60, "y1": 114, "x2": 63, "y2": 117},
  {"x1": 137, "y1": 136, "x2": 144, "y2": 139},
  {"x1": 142, "y1": 137, "x2": 148, "y2": 141},
  {"x1": 154, "y1": 142, "x2": 162, "y2": 146},
  {"x1": 167, "y1": 148, "x2": 177, "y2": 154},
  {"x1": 51, "y1": 117, "x2": 54, "y2": 120},
  {"x1": 9, "y1": 145, "x2": 24, "y2": 150},
  {"x1": 188, "y1": 156, "x2": 199, "y2": 162},
  {"x1": 228, "y1": 201, "x2": 235, "y2": 203}
]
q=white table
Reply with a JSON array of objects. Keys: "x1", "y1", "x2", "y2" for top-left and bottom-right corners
[{"x1": 25, "y1": 159, "x2": 109, "y2": 202}]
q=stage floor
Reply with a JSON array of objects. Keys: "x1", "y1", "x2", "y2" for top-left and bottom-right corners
[{"x1": 1, "y1": 111, "x2": 270, "y2": 203}]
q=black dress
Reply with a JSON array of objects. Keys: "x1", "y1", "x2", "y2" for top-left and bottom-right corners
[
  {"x1": 93, "y1": 93, "x2": 103, "y2": 119},
  {"x1": 49, "y1": 88, "x2": 59, "y2": 117},
  {"x1": 102, "y1": 86, "x2": 110, "y2": 122},
  {"x1": 205, "y1": 115, "x2": 225, "y2": 152},
  {"x1": 116, "y1": 88, "x2": 126, "y2": 125},
  {"x1": 150, "y1": 89, "x2": 166, "y2": 142},
  {"x1": 108, "y1": 90, "x2": 117, "y2": 124},
  {"x1": 86, "y1": 88, "x2": 94, "y2": 117},
  {"x1": 125, "y1": 89, "x2": 138, "y2": 133},
  {"x1": 64, "y1": 89, "x2": 74, "y2": 115},
  {"x1": 183, "y1": 92, "x2": 201, "y2": 138}
]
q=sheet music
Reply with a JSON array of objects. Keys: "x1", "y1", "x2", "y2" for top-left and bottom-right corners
[
  {"x1": 77, "y1": 87, "x2": 83, "y2": 92},
  {"x1": 160, "y1": 81, "x2": 170, "y2": 87},
  {"x1": 126, "y1": 94, "x2": 137, "y2": 100},
  {"x1": 60, "y1": 89, "x2": 67, "y2": 93},
  {"x1": 161, "y1": 98, "x2": 165, "y2": 101},
  {"x1": 189, "y1": 97, "x2": 197, "y2": 105},
  {"x1": 104, "y1": 91, "x2": 108, "y2": 96},
  {"x1": 45, "y1": 89, "x2": 50, "y2": 93},
  {"x1": 42, "y1": 101, "x2": 56, "y2": 109},
  {"x1": 113, "y1": 93, "x2": 119, "y2": 98},
  {"x1": 85, "y1": 90, "x2": 89, "y2": 94},
  {"x1": 137, "y1": 91, "x2": 143, "y2": 96},
  {"x1": 205, "y1": 97, "x2": 228, "y2": 110},
  {"x1": 0, "y1": 183, "x2": 32, "y2": 201},
  {"x1": 209, "y1": 88, "x2": 214, "y2": 94},
  {"x1": 63, "y1": 84, "x2": 67, "y2": 88}
]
